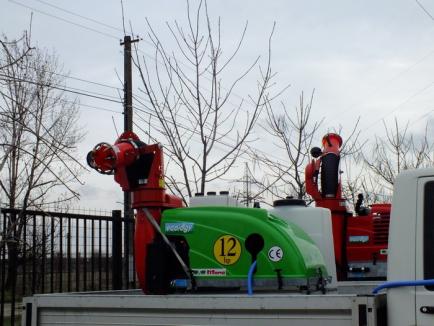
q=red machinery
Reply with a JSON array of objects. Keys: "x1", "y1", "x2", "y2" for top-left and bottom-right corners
[
  {"x1": 305, "y1": 133, "x2": 391, "y2": 280},
  {"x1": 87, "y1": 131, "x2": 183, "y2": 293},
  {"x1": 87, "y1": 130, "x2": 389, "y2": 290}
]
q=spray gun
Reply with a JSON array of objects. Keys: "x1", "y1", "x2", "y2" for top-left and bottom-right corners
[
  {"x1": 305, "y1": 133, "x2": 343, "y2": 200},
  {"x1": 87, "y1": 131, "x2": 184, "y2": 293},
  {"x1": 305, "y1": 133, "x2": 349, "y2": 278}
]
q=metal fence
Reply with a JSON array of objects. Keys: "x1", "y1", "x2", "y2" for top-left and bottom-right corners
[{"x1": 0, "y1": 208, "x2": 136, "y2": 326}]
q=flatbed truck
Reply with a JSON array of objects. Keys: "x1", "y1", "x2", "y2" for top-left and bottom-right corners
[{"x1": 22, "y1": 168, "x2": 434, "y2": 325}]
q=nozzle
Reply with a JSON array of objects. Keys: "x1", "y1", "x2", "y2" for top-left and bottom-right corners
[
  {"x1": 322, "y1": 133, "x2": 342, "y2": 151},
  {"x1": 310, "y1": 147, "x2": 322, "y2": 158},
  {"x1": 87, "y1": 142, "x2": 116, "y2": 175}
]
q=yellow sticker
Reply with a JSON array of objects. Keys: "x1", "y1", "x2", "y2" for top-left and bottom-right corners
[{"x1": 213, "y1": 235, "x2": 241, "y2": 265}]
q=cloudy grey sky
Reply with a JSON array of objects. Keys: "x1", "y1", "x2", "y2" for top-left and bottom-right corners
[{"x1": 2, "y1": 0, "x2": 434, "y2": 210}]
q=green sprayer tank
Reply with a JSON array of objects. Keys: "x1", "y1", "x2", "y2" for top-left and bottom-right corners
[{"x1": 161, "y1": 206, "x2": 328, "y2": 292}]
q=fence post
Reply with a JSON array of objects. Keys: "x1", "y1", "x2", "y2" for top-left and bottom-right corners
[{"x1": 112, "y1": 210, "x2": 122, "y2": 290}]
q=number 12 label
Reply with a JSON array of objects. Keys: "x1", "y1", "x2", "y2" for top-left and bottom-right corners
[{"x1": 213, "y1": 235, "x2": 241, "y2": 265}]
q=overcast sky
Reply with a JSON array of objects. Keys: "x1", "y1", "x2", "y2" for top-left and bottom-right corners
[{"x1": 2, "y1": 0, "x2": 434, "y2": 211}]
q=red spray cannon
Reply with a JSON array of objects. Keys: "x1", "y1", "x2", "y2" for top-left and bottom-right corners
[
  {"x1": 305, "y1": 133, "x2": 349, "y2": 278},
  {"x1": 305, "y1": 133, "x2": 343, "y2": 200},
  {"x1": 305, "y1": 133, "x2": 392, "y2": 281},
  {"x1": 87, "y1": 131, "x2": 183, "y2": 293}
]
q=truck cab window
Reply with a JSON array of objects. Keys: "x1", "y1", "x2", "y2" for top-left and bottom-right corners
[{"x1": 424, "y1": 181, "x2": 434, "y2": 290}]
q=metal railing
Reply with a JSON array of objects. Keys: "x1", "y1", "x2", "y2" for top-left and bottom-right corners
[{"x1": 0, "y1": 208, "x2": 135, "y2": 326}]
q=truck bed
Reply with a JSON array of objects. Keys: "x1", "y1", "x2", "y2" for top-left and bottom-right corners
[{"x1": 23, "y1": 285, "x2": 386, "y2": 326}]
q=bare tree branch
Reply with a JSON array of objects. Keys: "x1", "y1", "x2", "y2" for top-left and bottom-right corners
[
  {"x1": 0, "y1": 32, "x2": 85, "y2": 288},
  {"x1": 133, "y1": 1, "x2": 281, "y2": 201},
  {"x1": 363, "y1": 117, "x2": 434, "y2": 187}
]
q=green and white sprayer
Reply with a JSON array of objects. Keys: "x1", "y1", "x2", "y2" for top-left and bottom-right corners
[{"x1": 87, "y1": 132, "x2": 329, "y2": 294}]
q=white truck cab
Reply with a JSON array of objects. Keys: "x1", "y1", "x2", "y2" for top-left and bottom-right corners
[{"x1": 385, "y1": 168, "x2": 434, "y2": 325}]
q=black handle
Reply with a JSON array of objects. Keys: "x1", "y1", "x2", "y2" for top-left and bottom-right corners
[{"x1": 420, "y1": 306, "x2": 434, "y2": 314}]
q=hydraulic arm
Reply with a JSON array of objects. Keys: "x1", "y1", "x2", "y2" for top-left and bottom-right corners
[{"x1": 87, "y1": 131, "x2": 183, "y2": 293}]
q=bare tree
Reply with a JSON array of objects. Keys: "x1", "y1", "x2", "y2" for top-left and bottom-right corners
[
  {"x1": 133, "y1": 0, "x2": 281, "y2": 205},
  {"x1": 363, "y1": 118, "x2": 434, "y2": 188},
  {"x1": 250, "y1": 91, "x2": 322, "y2": 201},
  {"x1": 332, "y1": 119, "x2": 362, "y2": 158},
  {"x1": 0, "y1": 31, "x2": 33, "y2": 169},
  {"x1": 341, "y1": 155, "x2": 391, "y2": 212},
  {"x1": 0, "y1": 34, "x2": 85, "y2": 288},
  {"x1": 0, "y1": 31, "x2": 33, "y2": 71},
  {"x1": 251, "y1": 91, "x2": 363, "y2": 204}
]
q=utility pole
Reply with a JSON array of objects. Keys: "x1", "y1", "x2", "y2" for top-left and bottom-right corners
[
  {"x1": 120, "y1": 35, "x2": 139, "y2": 287},
  {"x1": 121, "y1": 35, "x2": 139, "y2": 133}
]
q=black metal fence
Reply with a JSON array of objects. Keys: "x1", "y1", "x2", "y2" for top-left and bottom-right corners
[{"x1": 0, "y1": 208, "x2": 136, "y2": 326}]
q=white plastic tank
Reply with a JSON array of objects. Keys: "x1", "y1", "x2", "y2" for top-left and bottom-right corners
[{"x1": 269, "y1": 198, "x2": 337, "y2": 288}]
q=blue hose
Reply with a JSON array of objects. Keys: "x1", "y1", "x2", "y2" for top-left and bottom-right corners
[
  {"x1": 372, "y1": 279, "x2": 434, "y2": 294},
  {"x1": 247, "y1": 260, "x2": 257, "y2": 296}
]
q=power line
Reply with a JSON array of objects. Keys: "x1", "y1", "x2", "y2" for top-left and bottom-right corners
[
  {"x1": 409, "y1": 109, "x2": 434, "y2": 127},
  {"x1": 321, "y1": 0, "x2": 434, "y2": 132},
  {"x1": 363, "y1": 80, "x2": 434, "y2": 131},
  {"x1": 9, "y1": 0, "x2": 119, "y2": 40},
  {"x1": 324, "y1": 56, "x2": 434, "y2": 139},
  {"x1": 0, "y1": 61, "x2": 125, "y2": 110},
  {"x1": 0, "y1": 74, "x2": 123, "y2": 104},
  {"x1": 0, "y1": 83, "x2": 122, "y2": 116},
  {"x1": 323, "y1": 47, "x2": 434, "y2": 132},
  {"x1": 13, "y1": 0, "x2": 277, "y2": 124},
  {"x1": 10, "y1": 0, "x2": 318, "y2": 169},
  {"x1": 415, "y1": 0, "x2": 434, "y2": 21},
  {"x1": 34, "y1": 0, "x2": 125, "y2": 34},
  {"x1": 1, "y1": 62, "x2": 249, "y2": 146},
  {"x1": 19, "y1": 0, "x2": 434, "y2": 140},
  {"x1": 59, "y1": 97, "x2": 122, "y2": 114},
  {"x1": 43, "y1": 94, "x2": 123, "y2": 114},
  {"x1": 1, "y1": 51, "x2": 270, "y2": 157},
  {"x1": 0, "y1": 60, "x2": 123, "y2": 90},
  {"x1": 410, "y1": 1, "x2": 434, "y2": 128},
  {"x1": 10, "y1": 0, "x2": 255, "y2": 115},
  {"x1": 8, "y1": 0, "x2": 265, "y2": 157},
  {"x1": 61, "y1": 84, "x2": 121, "y2": 101},
  {"x1": 22, "y1": 0, "x2": 275, "y2": 117},
  {"x1": 326, "y1": 0, "x2": 434, "y2": 135},
  {"x1": 0, "y1": 77, "x2": 123, "y2": 114},
  {"x1": 5, "y1": 0, "x2": 365, "y2": 167}
]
